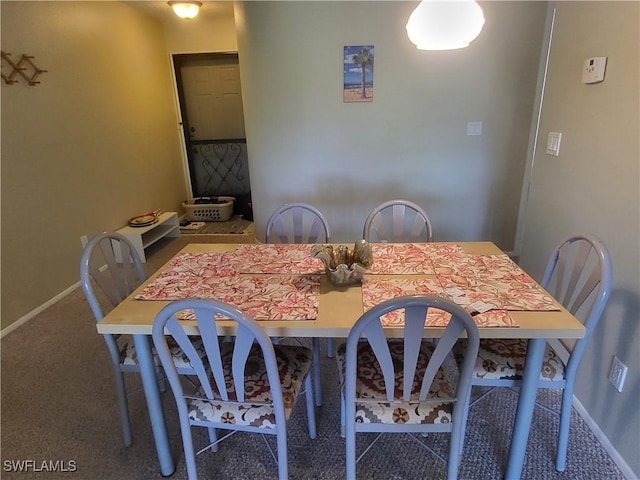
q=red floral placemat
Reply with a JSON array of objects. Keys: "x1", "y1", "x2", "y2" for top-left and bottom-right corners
[
  {"x1": 136, "y1": 271, "x2": 320, "y2": 321},
  {"x1": 367, "y1": 244, "x2": 435, "y2": 275},
  {"x1": 362, "y1": 278, "x2": 516, "y2": 328},
  {"x1": 229, "y1": 244, "x2": 325, "y2": 274},
  {"x1": 135, "y1": 252, "x2": 320, "y2": 320},
  {"x1": 435, "y1": 254, "x2": 559, "y2": 311}
]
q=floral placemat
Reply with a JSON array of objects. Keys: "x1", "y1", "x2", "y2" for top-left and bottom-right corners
[
  {"x1": 367, "y1": 244, "x2": 435, "y2": 275},
  {"x1": 136, "y1": 274, "x2": 320, "y2": 321},
  {"x1": 435, "y1": 254, "x2": 559, "y2": 311},
  {"x1": 367, "y1": 243, "x2": 465, "y2": 275},
  {"x1": 230, "y1": 244, "x2": 325, "y2": 274},
  {"x1": 362, "y1": 278, "x2": 516, "y2": 327}
]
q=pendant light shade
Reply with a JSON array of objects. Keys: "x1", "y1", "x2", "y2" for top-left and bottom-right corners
[
  {"x1": 406, "y1": 0, "x2": 485, "y2": 50},
  {"x1": 168, "y1": 1, "x2": 202, "y2": 19}
]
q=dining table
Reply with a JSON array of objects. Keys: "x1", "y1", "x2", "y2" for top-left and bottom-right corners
[{"x1": 96, "y1": 241, "x2": 585, "y2": 479}]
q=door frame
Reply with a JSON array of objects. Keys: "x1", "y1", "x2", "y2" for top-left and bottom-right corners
[
  {"x1": 513, "y1": 4, "x2": 556, "y2": 258},
  {"x1": 171, "y1": 51, "x2": 242, "y2": 200}
]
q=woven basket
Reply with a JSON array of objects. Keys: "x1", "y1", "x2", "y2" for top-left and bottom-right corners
[{"x1": 182, "y1": 197, "x2": 235, "y2": 222}]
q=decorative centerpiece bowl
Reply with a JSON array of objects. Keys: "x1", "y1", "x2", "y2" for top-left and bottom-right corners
[{"x1": 311, "y1": 240, "x2": 373, "y2": 287}]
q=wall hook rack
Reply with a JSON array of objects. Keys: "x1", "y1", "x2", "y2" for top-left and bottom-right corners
[{"x1": 1, "y1": 51, "x2": 47, "y2": 86}]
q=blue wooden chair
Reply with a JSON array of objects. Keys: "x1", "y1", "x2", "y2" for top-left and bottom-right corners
[
  {"x1": 454, "y1": 233, "x2": 613, "y2": 471},
  {"x1": 363, "y1": 199, "x2": 434, "y2": 243},
  {"x1": 80, "y1": 232, "x2": 205, "y2": 447},
  {"x1": 336, "y1": 295, "x2": 480, "y2": 480},
  {"x1": 266, "y1": 202, "x2": 331, "y2": 244},
  {"x1": 152, "y1": 298, "x2": 317, "y2": 480},
  {"x1": 266, "y1": 202, "x2": 332, "y2": 406}
]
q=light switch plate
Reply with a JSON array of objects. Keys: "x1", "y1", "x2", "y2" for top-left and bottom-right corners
[
  {"x1": 582, "y1": 57, "x2": 607, "y2": 84},
  {"x1": 546, "y1": 132, "x2": 562, "y2": 156},
  {"x1": 467, "y1": 121, "x2": 482, "y2": 136}
]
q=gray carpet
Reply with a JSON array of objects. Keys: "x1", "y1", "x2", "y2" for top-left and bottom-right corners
[{"x1": 0, "y1": 237, "x2": 627, "y2": 479}]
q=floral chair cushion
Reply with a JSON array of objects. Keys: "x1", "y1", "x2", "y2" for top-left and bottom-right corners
[
  {"x1": 336, "y1": 341, "x2": 458, "y2": 425},
  {"x1": 454, "y1": 338, "x2": 565, "y2": 382},
  {"x1": 119, "y1": 336, "x2": 206, "y2": 371},
  {"x1": 189, "y1": 344, "x2": 313, "y2": 429}
]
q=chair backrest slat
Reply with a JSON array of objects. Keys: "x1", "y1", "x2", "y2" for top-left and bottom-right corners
[
  {"x1": 232, "y1": 324, "x2": 255, "y2": 403},
  {"x1": 166, "y1": 313, "x2": 214, "y2": 397},
  {"x1": 362, "y1": 319, "x2": 395, "y2": 400},
  {"x1": 271, "y1": 216, "x2": 289, "y2": 244},
  {"x1": 402, "y1": 305, "x2": 430, "y2": 400},
  {"x1": 371, "y1": 215, "x2": 388, "y2": 242},
  {"x1": 567, "y1": 268, "x2": 600, "y2": 315},
  {"x1": 391, "y1": 204, "x2": 406, "y2": 240},
  {"x1": 195, "y1": 307, "x2": 227, "y2": 400},
  {"x1": 291, "y1": 208, "x2": 305, "y2": 243},
  {"x1": 560, "y1": 241, "x2": 590, "y2": 307},
  {"x1": 419, "y1": 318, "x2": 464, "y2": 401}
]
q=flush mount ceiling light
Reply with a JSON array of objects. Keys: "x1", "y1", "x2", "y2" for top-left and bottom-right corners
[
  {"x1": 406, "y1": 0, "x2": 485, "y2": 50},
  {"x1": 168, "y1": 1, "x2": 202, "y2": 19}
]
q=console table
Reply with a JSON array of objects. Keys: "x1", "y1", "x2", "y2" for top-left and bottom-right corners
[{"x1": 114, "y1": 212, "x2": 179, "y2": 262}]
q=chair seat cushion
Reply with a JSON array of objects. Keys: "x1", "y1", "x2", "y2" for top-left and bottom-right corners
[
  {"x1": 454, "y1": 338, "x2": 565, "y2": 382},
  {"x1": 119, "y1": 336, "x2": 206, "y2": 370},
  {"x1": 336, "y1": 341, "x2": 456, "y2": 425},
  {"x1": 189, "y1": 344, "x2": 313, "y2": 429}
]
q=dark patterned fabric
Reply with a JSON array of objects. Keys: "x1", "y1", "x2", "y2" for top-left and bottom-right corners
[
  {"x1": 120, "y1": 336, "x2": 206, "y2": 370},
  {"x1": 189, "y1": 344, "x2": 312, "y2": 428},
  {"x1": 454, "y1": 338, "x2": 565, "y2": 381},
  {"x1": 336, "y1": 341, "x2": 458, "y2": 425}
]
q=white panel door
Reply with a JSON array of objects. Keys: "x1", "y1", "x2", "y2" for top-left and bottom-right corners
[{"x1": 181, "y1": 57, "x2": 246, "y2": 140}]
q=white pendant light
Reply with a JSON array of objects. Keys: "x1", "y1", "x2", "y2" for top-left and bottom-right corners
[
  {"x1": 168, "y1": 1, "x2": 202, "y2": 19},
  {"x1": 406, "y1": 0, "x2": 485, "y2": 50}
]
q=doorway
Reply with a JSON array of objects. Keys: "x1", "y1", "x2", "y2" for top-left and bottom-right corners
[{"x1": 173, "y1": 52, "x2": 253, "y2": 221}]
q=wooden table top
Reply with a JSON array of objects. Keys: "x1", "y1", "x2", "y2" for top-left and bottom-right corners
[{"x1": 97, "y1": 242, "x2": 585, "y2": 340}]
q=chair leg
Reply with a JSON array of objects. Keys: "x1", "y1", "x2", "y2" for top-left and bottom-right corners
[
  {"x1": 207, "y1": 427, "x2": 219, "y2": 453},
  {"x1": 555, "y1": 386, "x2": 573, "y2": 471},
  {"x1": 304, "y1": 374, "x2": 317, "y2": 439},
  {"x1": 345, "y1": 420, "x2": 356, "y2": 479},
  {"x1": 448, "y1": 413, "x2": 464, "y2": 480},
  {"x1": 327, "y1": 338, "x2": 334, "y2": 358},
  {"x1": 457, "y1": 386, "x2": 473, "y2": 460},
  {"x1": 178, "y1": 413, "x2": 198, "y2": 479},
  {"x1": 340, "y1": 392, "x2": 346, "y2": 438},
  {"x1": 312, "y1": 338, "x2": 322, "y2": 406},
  {"x1": 156, "y1": 366, "x2": 167, "y2": 393},
  {"x1": 113, "y1": 367, "x2": 133, "y2": 447},
  {"x1": 276, "y1": 423, "x2": 288, "y2": 480}
]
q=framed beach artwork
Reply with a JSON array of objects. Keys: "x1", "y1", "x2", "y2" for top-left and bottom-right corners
[{"x1": 343, "y1": 45, "x2": 374, "y2": 103}]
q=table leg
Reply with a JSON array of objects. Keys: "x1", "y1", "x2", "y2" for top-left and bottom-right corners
[
  {"x1": 133, "y1": 334, "x2": 175, "y2": 476},
  {"x1": 312, "y1": 337, "x2": 323, "y2": 406},
  {"x1": 505, "y1": 338, "x2": 545, "y2": 479}
]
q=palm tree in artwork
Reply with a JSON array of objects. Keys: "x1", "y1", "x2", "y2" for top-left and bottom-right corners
[{"x1": 352, "y1": 47, "x2": 373, "y2": 99}]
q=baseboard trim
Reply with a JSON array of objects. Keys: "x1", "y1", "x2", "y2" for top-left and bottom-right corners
[
  {"x1": 573, "y1": 396, "x2": 637, "y2": 479},
  {"x1": 1, "y1": 281, "x2": 80, "y2": 339}
]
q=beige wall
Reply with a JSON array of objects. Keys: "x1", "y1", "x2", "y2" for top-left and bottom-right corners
[
  {"x1": 1, "y1": 1, "x2": 188, "y2": 328},
  {"x1": 519, "y1": 2, "x2": 639, "y2": 475},
  {"x1": 235, "y1": 1, "x2": 548, "y2": 247}
]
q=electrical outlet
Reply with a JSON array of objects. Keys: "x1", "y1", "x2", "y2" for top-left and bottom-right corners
[
  {"x1": 609, "y1": 356, "x2": 628, "y2": 393},
  {"x1": 80, "y1": 235, "x2": 88, "y2": 248}
]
